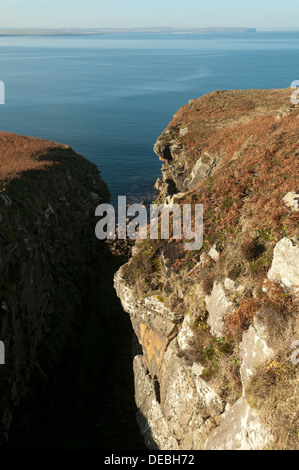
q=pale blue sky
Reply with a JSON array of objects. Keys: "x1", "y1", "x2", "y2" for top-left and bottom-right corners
[{"x1": 1, "y1": 0, "x2": 298, "y2": 29}]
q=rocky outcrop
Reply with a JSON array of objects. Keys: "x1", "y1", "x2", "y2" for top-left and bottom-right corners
[
  {"x1": 267, "y1": 237, "x2": 299, "y2": 294},
  {"x1": 115, "y1": 265, "x2": 275, "y2": 450},
  {"x1": 115, "y1": 88, "x2": 299, "y2": 450},
  {"x1": 115, "y1": 267, "x2": 226, "y2": 450},
  {"x1": 204, "y1": 396, "x2": 273, "y2": 450}
]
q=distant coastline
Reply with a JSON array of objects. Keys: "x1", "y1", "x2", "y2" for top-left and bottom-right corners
[{"x1": 0, "y1": 27, "x2": 256, "y2": 37}]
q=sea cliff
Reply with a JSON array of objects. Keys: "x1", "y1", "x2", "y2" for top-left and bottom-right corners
[
  {"x1": 0, "y1": 133, "x2": 123, "y2": 447},
  {"x1": 114, "y1": 88, "x2": 299, "y2": 450}
]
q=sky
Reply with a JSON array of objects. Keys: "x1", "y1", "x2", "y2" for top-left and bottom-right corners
[{"x1": 0, "y1": 0, "x2": 298, "y2": 30}]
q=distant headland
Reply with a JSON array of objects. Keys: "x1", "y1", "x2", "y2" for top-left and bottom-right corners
[{"x1": 0, "y1": 27, "x2": 256, "y2": 37}]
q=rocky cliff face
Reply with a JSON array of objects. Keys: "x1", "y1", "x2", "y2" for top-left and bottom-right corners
[
  {"x1": 115, "y1": 89, "x2": 299, "y2": 450},
  {"x1": 0, "y1": 132, "x2": 118, "y2": 446}
]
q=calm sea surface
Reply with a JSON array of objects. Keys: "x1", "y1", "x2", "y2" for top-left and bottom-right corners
[{"x1": 0, "y1": 31, "x2": 299, "y2": 204}]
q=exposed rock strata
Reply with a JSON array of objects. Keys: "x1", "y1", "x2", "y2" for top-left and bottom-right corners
[{"x1": 115, "y1": 265, "x2": 275, "y2": 450}]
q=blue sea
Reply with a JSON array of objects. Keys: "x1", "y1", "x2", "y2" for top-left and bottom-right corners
[{"x1": 0, "y1": 31, "x2": 299, "y2": 204}]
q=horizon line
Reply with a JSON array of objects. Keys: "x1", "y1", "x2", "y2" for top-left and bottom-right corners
[{"x1": 0, "y1": 26, "x2": 298, "y2": 33}]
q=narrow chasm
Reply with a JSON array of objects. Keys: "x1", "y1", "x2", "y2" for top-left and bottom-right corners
[{"x1": 4, "y1": 247, "x2": 146, "y2": 450}]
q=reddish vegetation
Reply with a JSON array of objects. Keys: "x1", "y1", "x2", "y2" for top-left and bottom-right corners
[
  {"x1": 172, "y1": 88, "x2": 293, "y2": 140},
  {"x1": 0, "y1": 132, "x2": 64, "y2": 187},
  {"x1": 225, "y1": 298, "x2": 259, "y2": 340},
  {"x1": 167, "y1": 89, "x2": 299, "y2": 243}
]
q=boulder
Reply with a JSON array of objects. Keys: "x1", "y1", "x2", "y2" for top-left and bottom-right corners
[
  {"x1": 205, "y1": 282, "x2": 233, "y2": 337},
  {"x1": 283, "y1": 192, "x2": 299, "y2": 211},
  {"x1": 268, "y1": 238, "x2": 299, "y2": 292},
  {"x1": 204, "y1": 397, "x2": 273, "y2": 450}
]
